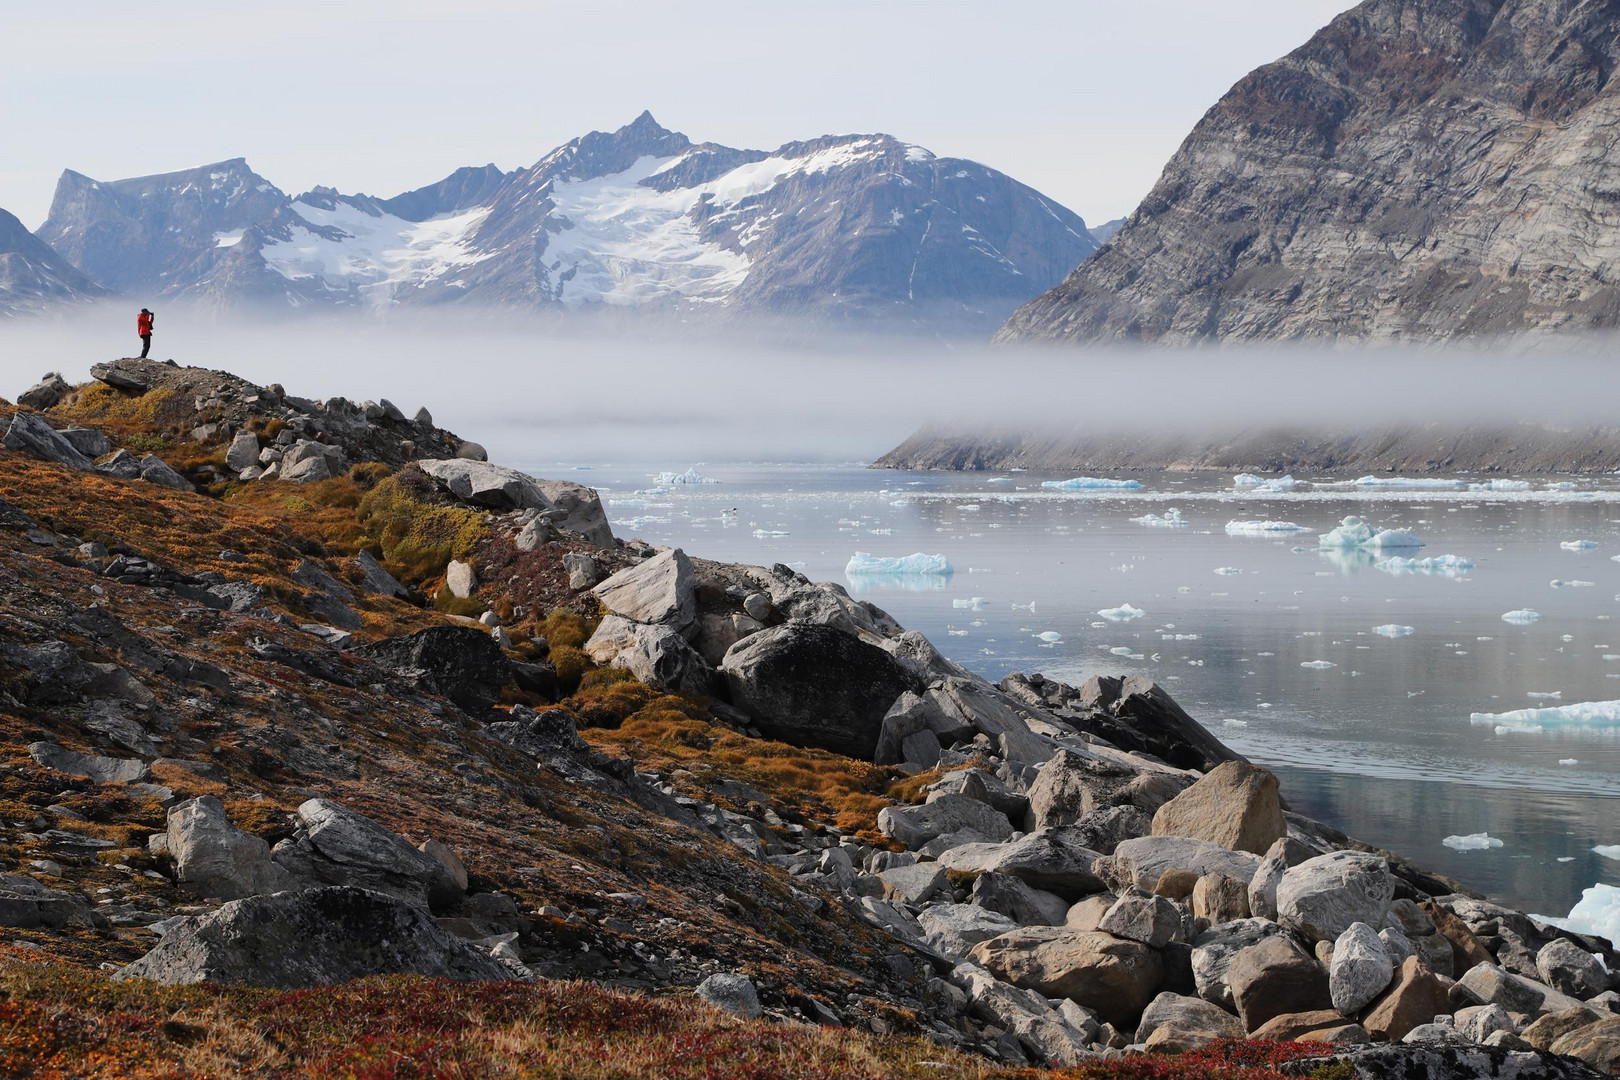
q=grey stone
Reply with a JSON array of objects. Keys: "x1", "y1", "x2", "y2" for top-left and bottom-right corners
[
  {"x1": 225, "y1": 431, "x2": 260, "y2": 472},
  {"x1": 937, "y1": 828, "x2": 1106, "y2": 901},
  {"x1": 1331, "y1": 922, "x2": 1395, "y2": 1016},
  {"x1": 167, "y1": 795, "x2": 292, "y2": 900},
  {"x1": 271, "y1": 798, "x2": 462, "y2": 911},
  {"x1": 28, "y1": 741, "x2": 149, "y2": 784},
  {"x1": 16, "y1": 373, "x2": 71, "y2": 410},
  {"x1": 1135, "y1": 991, "x2": 1243, "y2": 1045},
  {"x1": 1109, "y1": 835, "x2": 1262, "y2": 892},
  {"x1": 743, "y1": 592, "x2": 772, "y2": 622},
  {"x1": 919, "y1": 904, "x2": 1020, "y2": 958},
  {"x1": 1191, "y1": 917, "x2": 1286, "y2": 1010},
  {"x1": 4, "y1": 411, "x2": 93, "y2": 468},
  {"x1": 967, "y1": 927, "x2": 1165, "y2": 1027},
  {"x1": 1098, "y1": 888, "x2": 1182, "y2": 948},
  {"x1": 1456, "y1": 963, "x2": 1594, "y2": 1020},
  {"x1": 583, "y1": 615, "x2": 714, "y2": 697},
  {"x1": 877, "y1": 861, "x2": 949, "y2": 905},
  {"x1": 1460, "y1": 1003, "x2": 1518, "y2": 1043},
  {"x1": 1277, "y1": 851, "x2": 1395, "y2": 944},
  {"x1": 1228, "y1": 934, "x2": 1333, "y2": 1033},
  {"x1": 414, "y1": 460, "x2": 612, "y2": 546},
  {"x1": 954, "y1": 962, "x2": 1095, "y2": 1066},
  {"x1": 354, "y1": 550, "x2": 409, "y2": 599},
  {"x1": 877, "y1": 794, "x2": 1013, "y2": 850},
  {"x1": 694, "y1": 972, "x2": 762, "y2": 1019},
  {"x1": 593, "y1": 548, "x2": 695, "y2": 629},
  {"x1": 115, "y1": 887, "x2": 508, "y2": 987},
  {"x1": 0, "y1": 873, "x2": 96, "y2": 929},
  {"x1": 444, "y1": 559, "x2": 478, "y2": 599},
  {"x1": 971, "y1": 871, "x2": 1071, "y2": 927},
  {"x1": 1539, "y1": 938, "x2": 1610, "y2": 1000},
  {"x1": 562, "y1": 552, "x2": 602, "y2": 590},
  {"x1": 58, "y1": 427, "x2": 111, "y2": 458}
]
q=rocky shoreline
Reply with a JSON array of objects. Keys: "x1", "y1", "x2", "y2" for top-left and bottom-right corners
[
  {"x1": 873, "y1": 422, "x2": 1620, "y2": 476},
  {"x1": 2, "y1": 358, "x2": 1619, "y2": 1078}
]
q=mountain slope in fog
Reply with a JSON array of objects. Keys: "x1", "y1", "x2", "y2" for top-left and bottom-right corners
[
  {"x1": 33, "y1": 113, "x2": 1096, "y2": 334},
  {"x1": 998, "y1": 0, "x2": 1620, "y2": 345},
  {"x1": 0, "y1": 206, "x2": 109, "y2": 317}
]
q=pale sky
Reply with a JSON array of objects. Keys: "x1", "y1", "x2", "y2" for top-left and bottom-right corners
[{"x1": 0, "y1": 0, "x2": 1358, "y2": 231}]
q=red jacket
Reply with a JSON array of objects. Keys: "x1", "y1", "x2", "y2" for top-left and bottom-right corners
[{"x1": 137, "y1": 312, "x2": 153, "y2": 336}]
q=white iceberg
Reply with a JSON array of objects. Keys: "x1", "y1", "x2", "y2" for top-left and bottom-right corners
[
  {"x1": 1598, "y1": 846, "x2": 1620, "y2": 861},
  {"x1": 1535, "y1": 883, "x2": 1620, "y2": 948},
  {"x1": 1225, "y1": 519, "x2": 1311, "y2": 535},
  {"x1": 1470, "y1": 699, "x2": 1620, "y2": 728},
  {"x1": 1319, "y1": 516, "x2": 1423, "y2": 550},
  {"x1": 654, "y1": 466, "x2": 721, "y2": 485},
  {"x1": 951, "y1": 597, "x2": 988, "y2": 609},
  {"x1": 1468, "y1": 480, "x2": 1532, "y2": 492},
  {"x1": 1501, "y1": 609, "x2": 1541, "y2": 624},
  {"x1": 1373, "y1": 625, "x2": 1415, "y2": 638},
  {"x1": 844, "y1": 552, "x2": 953, "y2": 577},
  {"x1": 1345, "y1": 475, "x2": 1467, "y2": 489},
  {"x1": 1375, "y1": 554, "x2": 1474, "y2": 577},
  {"x1": 1300, "y1": 660, "x2": 1337, "y2": 669},
  {"x1": 1213, "y1": 567, "x2": 1243, "y2": 576},
  {"x1": 1036, "y1": 631, "x2": 1063, "y2": 643},
  {"x1": 1561, "y1": 540, "x2": 1599, "y2": 551},
  {"x1": 1233, "y1": 473, "x2": 1303, "y2": 492},
  {"x1": 1097, "y1": 603, "x2": 1145, "y2": 621},
  {"x1": 1443, "y1": 833, "x2": 1503, "y2": 851},
  {"x1": 1365, "y1": 528, "x2": 1426, "y2": 550},
  {"x1": 1040, "y1": 476, "x2": 1143, "y2": 491},
  {"x1": 1130, "y1": 508, "x2": 1185, "y2": 527}
]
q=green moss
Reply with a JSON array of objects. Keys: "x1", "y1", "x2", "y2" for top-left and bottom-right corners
[{"x1": 356, "y1": 470, "x2": 485, "y2": 584}]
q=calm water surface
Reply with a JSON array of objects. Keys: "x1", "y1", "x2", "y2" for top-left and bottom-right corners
[{"x1": 514, "y1": 459, "x2": 1620, "y2": 917}]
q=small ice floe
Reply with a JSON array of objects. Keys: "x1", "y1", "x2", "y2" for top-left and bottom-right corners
[
  {"x1": 956, "y1": 503, "x2": 980, "y2": 511},
  {"x1": 1131, "y1": 508, "x2": 1185, "y2": 527},
  {"x1": 1469, "y1": 479, "x2": 1532, "y2": 491},
  {"x1": 1527, "y1": 691, "x2": 1563, "y2": 700},
  {"x1": 1226, "y1": 520, "x2": 1310, "y2": 535},
  {"x1": 1501, "y1": 609, "x2": 1541, "y2": 624},
  {"x1": 1040, "y1": 476, "x2": 1143, "y2": 490},
  {"x1": 1561, "y1": 540, "x2": 1599, "y2": 551},
  {"x1": 1233, "y1": 473, "x2": 1304, "y2": 492},
  {"x1": 1223, "y1": 718, "x2": 1249, "y2": 727},
  {"x1": 1373, "y1": 625, "x2": 1415, "y2": 638},
  {"x1": 1443, "y1": 833, "x2": 1504, "y2": 851},
  {"x1": 889, "y1": 499, "x2": 911, "y2": 507},
  {"x1": 1213, "y1": 567, "x2": 1243, "y2": 576},
  {"x1": 1494, "y1": 723, "x2": 1543, "y2": 734},
  {"x1": 1535, "y1": 883, "x2": 1620, "y2": 945},
  {"x1": 844, "y1": 552, "x2": 952, "y2": 576},
  {"x1": 952, "y1": 597, "x2": 988, "y2": 609},
  {"x1": 1595, "y1": 846, "x2": 1620, "y2": 861},
  {"x1": 1342, "y1": 475, "x2": 1467, "y2": 489},
  {"x1": 753, "y1": 529, "x2": 789, "y2": 538},
  {"x1": 1551, "y1": 579, "x2": 1597, "y2": 588},
  {"x1": 1318, "y1": 516, "x2": 1424, "y2": 551},
  {"x1": 1560, "y1": 758, "x2": 1581, "y2": 765},
  {"x1": 1097, "y1": 603, "x2": 1145, "y2": 621},
  {"x1": 1470, "y1": 699, "x2": 1620, "y2": 729},
  {"x1": 987, "y1": 477, "x2": 1014, "y2": 484},
  {"x1": 1036, "y1": 631, "x2": 1063, "y2": 643},
  {"x1": 1109, "y1": 646, "x2": 1145, "y2": 659},
  {"x1": 1374, "y1": 554, "x2": 1476, "y2": 577},
  {"x1": 1300, "y1": 660, "x2": 1337, "y2": 669},
  {"x1": 1546, "y1": 481, "x2": 1578, "y2": 490},
  {"x1": 654, "y1": 466, "x2": 721, "y2": 485}
]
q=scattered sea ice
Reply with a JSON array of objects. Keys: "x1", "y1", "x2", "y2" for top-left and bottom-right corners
[
  {"x1": 1300, "y1": 660, "x2": 1337, "y2": 669},
  {"x1": 1213, "y1": 567, "x2": 1243, "y2": 575},
  {"x1": 1097, "y1": 603, "x2": 1145, "y2": 621},
  {"x1": 1373, "y1": 625, "x2": 1415, "y2": 637},
  {"x1": 951, "y1": 597, "x2": 987, "y2": 609},
  {"x1": 1561, "y1": 540, "x2": 1599, "y2": 551},
  {"x1": 1131, "y1": 508, "x2": 1185, "y2": 527},
  {"x1": 1232, "y1": 473, "x2": 1303, "y2": 492},
  {"x1": 1225, "y1": 520, "x2": 1310, "y2": 535},
  {"x1": 654, "y1": 466, "x2": 721, "y2": 485},
  {"x1": 1560, "y1": 758, "x2": 1580, "y2": 765},
  {"x1": 1469, "y1": 479, "x2": 1532, "y2": 491},
  {"x1": 1501, "y1": 609, "x2": 1541, "y2": 624},
  {"x1": 1443, "y1": 833, "x2": 1503, "y2": 851},
  {"x1": 1344, "y1": 475, "x2": 1467, "y2": 489},
  {"x1": 1036, "y1": 631, "x2": 1063, "y2": 643},
  {"x1": 1596, "y1": 846, "x2": 1620, "y2": 861},
  {"x1": 1469, "y1": 699, "x2": 1620, "y2": 728}
]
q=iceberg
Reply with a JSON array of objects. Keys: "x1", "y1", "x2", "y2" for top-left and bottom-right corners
[
  {"x1": 1318, "y1": 516, "x2": 1376, "y2": 549},
  {"x1": 1130, "y1": 508, "x2": 1185, "y2": 527},
  {"x1": 1233, "y1": 473, "x2": 1304, "y2": 492},
  {"x1": 1598, "y1": 846, "x2": 1620, "y2": 862},
  {"x1": 1468, "y1": 479, "x2": 1532, "y2": 492},
  {"x1": 1500, "y1": 609, "x2": 1541, "y2": 624},
  {"x1": 1470, "y1": 699, "x2": 1620, "y2": 728},
  {"x1": 1561, "y1": 540, "x2": 1599, "y2": 551},
  {"x1": 844, "y1": 552, "x2": 953, "y2": 577},
  {"x1": 1300, "y1": 660, "x2": 1337, "y2": 670},
  {"x1": 1097, "y1": 603, "x2": 1145, "y2": 621},
  {"x1": 1036, "y1": 631, "x2": 1063, "y2": 643},
  {"x1": 654, "y1": 467, "x2": 721, "y2": 485},
  {"x1": 1365, "y1": 528, "x2": 1425, "y2": 550},
  {"x1": 1535, "y1": 883, "x2": 1620, "y2": 948},
  {"x1": 1344, "y1": 475, "x2": 1467, "y2": 490},
  {"x1": 1443, "y1": 833, "x2": 1503, "y2": 851},
  {"x1": 1375, "y1": 554, "x2": 1474, "y2": 577},
  {"x1": 1373, "y1": 624, "x2": 1415, "y2": 638},
  {"x1": 1040, "y1": 476, "x2": 1143, "y2": 491},
  {"x1": 1225, "y1": 520, "x2": 1311, "y2": 535}
]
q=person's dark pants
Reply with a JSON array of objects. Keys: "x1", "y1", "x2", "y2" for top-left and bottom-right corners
[{"x1": 139, "y1": 334, "x2": 151, "y2": 359}]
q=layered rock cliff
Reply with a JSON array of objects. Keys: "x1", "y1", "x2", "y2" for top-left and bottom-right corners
[{"x1": 998, "y1": 0, "x2": 1620, "y2": 344}]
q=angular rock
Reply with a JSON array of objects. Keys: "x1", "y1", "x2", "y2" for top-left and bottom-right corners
[
  {"x1": 225, "y1": 431, "x2": 261, "y2": 472},
  {"x1": 877, "y1": 794, "x2": 1014, "y2": 850},
  {"x1": 1363, "y1": 956, "x2": 1454, "y2": 1043},
  {"x1": 1192, "y1": 872, "x2": 1251, "y2": 926},
  {"x1": 271, "y1": 798, "x2": 462, "y2": 910},
  {"x1": 937, "y1": 828, "x2": 1106, "y2": 901},
  {"x1": 923, "y1": 677, "x2": 1055, "y2": 770},
  {"x1": 1098, "y1": 888, "x2": 1183, "y2": 948},
  {"x1": 1108, "y1": 676, "x2": 1245, "y2": 772},
  {"x1": 1135, "y1": 991, "x2": 1243, "y2": 1045},
  {"x1": 28, "y1": 741, "x2": 149, "y2": 784},
  {"x1": 1065, "y1": 894, "x2": 1117, "y2": 933},
  {"x1": 1460, "y1": 1003, "x2": 1518, "y2": 1043},
  {"x1": 1457, "y1": 963, "x2": 1596, "y2": 1019},
  {"x1": 414, "y1": 460, "x2": 613, "y2": 546},
  {"x1": 354, "y1": 550, "x2": 409, "y2": 599},
  {"x1": 419, "y1": 839, "x2": 468, "y2": 894},
  {"x1": 1070, "y1": 804, "x2": 1154, "y2": 855},
  {"x1": 167, "y1": 795, "x2": 291, "y2": 900},
  {"x1": 1228, "y1": 934, "x2": 1332, "y2": 1033},
  {"x1": 1250, "y1": 1009, "x2": 1348, "y2": 1041},
  {"x1": 694, "y1": 973, "x2": 762, "y2": 1019},
  {"x1": 718, "y1": 622, "x2": 915, "y2": 759},
  {"x1": 562, "y1": 552, "x2": 602, "y2": 591},
  {"x1": 594, "y1": 549, "x2": 695, "y2": 628},
  {"x1": 0, "y1": 872, "x2": 96, "y2": 929},
  {"x1": 115, "y1": 887, "x2": 508, "y2": 988},
  {"x1": 971, "y1": 871, "x2": 1071, "y2": 927},
  {"x1": 1549, "y1": 1016, "x2": 1620, "y2": 1072},
  {"x1": 1150, "y1": 761, "x2": 1285, "y2": 855},
  {"x1": 1331, "y1": 922, "x2": 1395, "y2": 1016},
  {"x1": 1276, "y1": 851, "x2": 1395, "y2": 943},
  {"x1": 16, "y1": 373, "x2": 70, "y2": 410},
  {"x1": 1525, "y1": 1007, "x2": 1609, "y2": 1051},
  {"x1": 58, "y1": 427, "x2": 111, "y2": 458},
  {"x1": 968, "y1": 927, "x2": 1164, "y2": 1026},
  {"x1": 1538, "y1": 938, "x2": 1610, "y2": 1000},
  {"x1": 1027, "y1": 749, "x2": 1135, "y2": 828},
  {"x1": 1421, "y1": 900, "x2": 1493, "y2": 976},
  {"x1": 954, "y1": 962, "x2": 1095, "y2": 1066},
  {"x1": 584, "y1": 615, "x2": 714, "y2": 697},
  {"x1": 919, "y1": 904, "x2": 1020, "y2": 958},
  {"x1": 1281, "y1": 1042, "x2": 1611, "y2": 1078},
  {"x1": 1110, "y1": 835, "x2": 1262, "y2": 893},
  {"x1": 878, "y1": 861, "x2": 949, "y2": 905},
  {"x1": 444, "y1": 559, "x2": 478, "y2": 599},
  {"x1": 353, "y1": 626, "x2": 511, "y2": 712},
  {"x1": 4, "y1": 412, "x2": 93, "y2": 469}
]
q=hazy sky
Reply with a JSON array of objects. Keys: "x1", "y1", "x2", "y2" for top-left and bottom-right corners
[{"x1": 1, "y1": 1, "x2": 1357, "y2": 231}]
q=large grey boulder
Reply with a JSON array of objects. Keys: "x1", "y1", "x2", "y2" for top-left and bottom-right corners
[
  {"x1": 1098, "y1": 888, "x2": 1183, "y2": 948},
  {"x1": 694, "y1": 973, "x2": 763, "y2": 1019},
  {"x1": 16, "y1": 373, "x2": 71, "y2": 410},
  {"x1": 1457, "y1": 963, "x2": 1597, "y2": 1019},
  {"x1": 1276, "y1": 852, "x2": 1395, "y2": 944},
  {"x1": 1150, "y1": 761, "x2": 1286, "y2": 855},
  {"x1": 270, "y1": 799, "x2": 462, "y2": 911},
  {"x1": 1228, "y1": 934, "x2": 1333, "y2": 1033},
  {"x1": 924, "y1": 677, "x2": 1054, "y2": 770},
  {"x1": 115, "y1": 887, "x2": 509, "y2": 988},
  {"x1": 877, "y1": 794, "x2": 1014, "y2": 850},
  {"x1": 583, "y1": 616, "x2": 713, "y2": 697},
  {"x1": 0, "y1": 873, "x2": 96, "y2": 929},
  {"x1": 1538, "y1": 938, "x2": 1610, "y2": 1000},
  {"x1": 354, "y1": 550, "x2": 409, "y2": 599},
  {"x1": 1191, "y1": 918, "x2": 1286, "y2": 1010},
  {"x1": 968, "y1": 927, "x2": 1164, "y2": 1026},
  {"x1": 58, "y1": 427, "x2": 111, "y2": 458},
  {"x1": 1027, "y1": 749, "x2": 1137, "y2": 828},
  {"x1": 167, "y1": 796, "x2": 292, "y2": 900},
  {"x1": 592, "y1": 549, "x2": 696, "y2": 629},
  {"x1": 28, "y1": 741, "x2": 149, "y2": 784},
  {"x1": 353, "y1": 626, "x2": 511, "y2": 712},
  {"x1": 954, "y1": 962, "x2": 1095, "y2": 1066},
  {"x1": 718, "y1": 622, "x2": 915, "y2": 759},
  {"x1": 877, "y1": 861, "x2": 949, "y2": 905},
  {"x1": 225, "y1": 431, "x2": 261, "y2": 472},
  {"x1": 937, "y1": 828, "x2": 1106, "y2": 901},
  {"x1": 3, "y1": 412, "x2": 93, "y2": 469},
  {"x1": 1135, "y1": 991, "x2": 1244, "y2": 1045},
  {"x1": 971, "y1": 871, "x2": 1071, "y2": 927},
  {"x1": 919, "y1": 904, "x2": 1020, "y2": 958},
  {"x1": 1109, "y1": 835, "x2": 1262, "y2": 892},
  {"x1": 1331, "y1": 922, "x2": 1395, "y2": 1016},
  {"x1": 415, "y1": 460, "x2": 612, "y2": 546}
]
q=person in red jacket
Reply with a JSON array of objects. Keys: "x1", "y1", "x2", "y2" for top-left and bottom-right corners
[{"x1": 136, "y1": 308, "x2": 154, "y2": 359}]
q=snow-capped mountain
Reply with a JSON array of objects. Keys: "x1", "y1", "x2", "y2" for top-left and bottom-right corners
[
  {"x1": 0, "y1": 206, "x2": 109, "y2": 317},
  {"x1": 32, "y1": 113, "x2": 1097, "y2": 333}
]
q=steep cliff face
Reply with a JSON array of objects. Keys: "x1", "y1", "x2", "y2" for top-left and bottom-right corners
[
  {"x1": 0, "y1": 207, "x2": 109, "y2": 316},
  {"x1": 998, "y1": 0, "x2": 1620, "y2": 345}
]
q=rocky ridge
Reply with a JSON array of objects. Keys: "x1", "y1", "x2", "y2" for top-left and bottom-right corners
[{"x1": 0, "y1": 358, "x2": 1617, "y2": 1077}]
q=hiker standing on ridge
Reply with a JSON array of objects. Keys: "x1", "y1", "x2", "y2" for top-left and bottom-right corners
[{"x1": 136, "y1": 308, "x2": 154, "y2": 359}]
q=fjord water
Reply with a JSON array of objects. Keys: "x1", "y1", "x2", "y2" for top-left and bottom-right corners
[{"x1": 539, "y1": 461, "x2": 1620, "y2": 916}]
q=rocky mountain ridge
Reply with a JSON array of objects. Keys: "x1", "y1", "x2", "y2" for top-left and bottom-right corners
[
  {"x1": 0, "y1": 206, "x2": 108, "y2": 317},
  {"x1": 1, "y1": 356, "x2": 1618, "y2": 1077},
  {"x1": 27, "y1": 113, "x2": 1098, "y2": 335},
  {"x1": 997, "y1": 0, "x2": 1620, "y2": 345}
]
